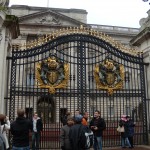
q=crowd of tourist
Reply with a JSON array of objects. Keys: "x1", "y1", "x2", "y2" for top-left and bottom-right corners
[{"x1": 0, "y1": 109, "x2": 135, "y2": 150}]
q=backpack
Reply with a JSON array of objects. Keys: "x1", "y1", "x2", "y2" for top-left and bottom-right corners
[
  {"x1": 0, "y1": 123, "x2": 6, "y2": 150},
  {"x1": 78, "y1": 125, "x2": 94, "y2": 149}
]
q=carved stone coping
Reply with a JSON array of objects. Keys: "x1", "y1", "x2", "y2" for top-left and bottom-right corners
[{"x1": 4, "y1": 15, "x2": 20, "y2": 39}]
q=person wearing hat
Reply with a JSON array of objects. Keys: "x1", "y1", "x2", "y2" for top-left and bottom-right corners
[
  {"x1": 119, "y1": 115, "x2": 131, "y2": 148},
  {"x1": 69, "y1": 114, "x2": 85, "y2": 150},
  {"x1": 0, "y1": 114, "x2": 10, "y2": 150},
  {"x1": 126, "y1": 115, "x2": 135, "y2": 148},
  {"x1": 60, "y1": 117, "x2": 74, "y2": 150}
]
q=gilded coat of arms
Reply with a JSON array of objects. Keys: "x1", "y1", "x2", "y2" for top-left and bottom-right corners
[
  {"x1": 36, "y1": 57, "x2": 69, "y2": 94},
  {"x1": 94, "y1": 59, "x2": 124, "y2": 95}
]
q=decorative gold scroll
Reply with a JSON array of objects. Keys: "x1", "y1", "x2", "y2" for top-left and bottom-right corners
[
  {"x1": 94, "y1": 59, "x2": 124, "y2": 95},
  {"x1": 19, "y1": 25, "x2": 142, "y2": 56},
  {"x1": 36, "y1": 57, "x2": 69, "y2": 94}
]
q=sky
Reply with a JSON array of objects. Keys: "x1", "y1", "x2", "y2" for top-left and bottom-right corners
[{"x1": 9, "y1": 0, "x2": 150, "y2": 28}]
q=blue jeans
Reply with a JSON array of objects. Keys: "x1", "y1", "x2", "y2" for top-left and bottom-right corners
[
  {"x1": 32, "y1": 132, "x2": 41, "y2": 150},
  {"x1": 12, "y1": 146, "x2": 30, "y2": 150},
  {"x1": 121, "y1": 137, "x2": 131, "y2": 148},
  {"x1": 94, "y1": 136, "x2": 102, "y2": 150}
]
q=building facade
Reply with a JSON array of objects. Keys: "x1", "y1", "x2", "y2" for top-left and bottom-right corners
[{"x1": 0, "y1": 4, "x2": 150, "y2": 149}]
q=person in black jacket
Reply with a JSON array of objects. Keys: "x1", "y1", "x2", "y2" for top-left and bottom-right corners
[
  {"x1": 69, "y1": 114, "x2": 85, "y2": 150},
  {"x1": 61, "y1": 112, "x2": 71, "y2": 126},
  {"x1": 10, "y1": 109, "x2": 32, "y2": 150},
  {"x1": 31, "y1": 112, "x2": 43, "y2": 150},
  {"x1": 89, "y1": 110, "x2": 106, "y2": 150},
  {"x1": 60, "y1": 117, "x2": 74, "y2": 150},
  {"x1": 119, "y1": 115, "x2": 131, "y2": 148}
]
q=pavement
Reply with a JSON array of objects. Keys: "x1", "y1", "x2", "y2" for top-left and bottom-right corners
[
  {"x1": 39, "y1": 145, "x2": 150, "y2": 150},
  {"x1": 102, "y1": 145, "x2": 150, "y2": 150}
]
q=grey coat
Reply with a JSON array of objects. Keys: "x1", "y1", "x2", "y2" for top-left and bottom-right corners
[{"x1": 60, "y1": 125, "x2": 72, "y2": 150}]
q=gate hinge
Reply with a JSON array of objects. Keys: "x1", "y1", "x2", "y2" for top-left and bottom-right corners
[
  {"x1": 6, "y1": 56, "x2": 12, "y2": 60},
  {"x1": 4, "y1": 97, "x2": 10, "y2": 99},
  {"x1": 144, "y1": 63, "x2": 149, "y2": 66}
]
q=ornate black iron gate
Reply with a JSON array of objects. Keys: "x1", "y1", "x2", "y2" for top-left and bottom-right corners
[{"x1": 8, "y1": 27, "x2": 148, "y2": 149}]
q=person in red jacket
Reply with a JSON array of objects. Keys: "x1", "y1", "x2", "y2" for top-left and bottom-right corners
[{"x1": 82, "y1": 112, "x2": 89, "y2": 126}]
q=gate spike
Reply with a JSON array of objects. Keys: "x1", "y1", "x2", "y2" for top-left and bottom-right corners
[
  {"x1": 76, "y1": 27, "x2": 79, "y2": 33},
  {"x1": 21, "y1": 43, "x2": 25, "y2": 50},
  {"x1": 52, "y1": 31, "x2": 55, "y2": 39},
  {"x1": 18, "y1": 45, "x2": 21, "y2": 50},
  {"x1": 34, "y1": 39, "x2": 37, "y2": 46},
  {"x1": 69, "y1": 26, "x2": 72, "y2": 32},
  {"x1": 37, "y1": 37, "x2": 41, "y2": 46},
  {"x1": 45, "y1": 34, "x2": 48, "y2": 42},
  {"x1": 66, "y1": 27, "x2": 69, "y2": 34},
  {"x1": 47, "y1": 34, "x2": 50, "y2": 41},
  {"x1": 42, "y1": 36, "x2": 45, "y2": 43},
  {"x1": 53, "y1": 31, "x2": 57, "y2": 37},
  {"x1": 30, "y1": 40, "x2": 33, "y2": 48},
  {"x1": 73, "y1": 27, "x2": 76, "y2": 33},
  {"x1": 26, "y1": 42, "x2": 29, "y2": 49},
  {"x1": 83, "y1": 27, "x2": 86, "y2": 33},
  {"x1": 62, "y1": 28, "x2": 65, "y2": 35},
  {"x1": 59, "y1": 29, "x2": 62, "y2": 36},
  {"x1": 89, "y1": 29, "x2": 93, "y2": 35},
  {"x1": 80, "y1": 25, "x2": 83, "y2": 30}
]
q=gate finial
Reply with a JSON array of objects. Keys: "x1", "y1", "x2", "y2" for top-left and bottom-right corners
[{"x1": 80, "y1": 25, "x2": 83, "y2": 29}]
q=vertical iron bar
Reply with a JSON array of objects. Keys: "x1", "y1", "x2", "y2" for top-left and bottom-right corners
[
  {"x1": 77, "y1": 38, "x2": 86, "y2": 114},
  {"x1": 9, "y1": 52, "x2": 17, "y2": 121},
  {"x1": 140, "y1": 56, "x2": 148, "y2": 144}
]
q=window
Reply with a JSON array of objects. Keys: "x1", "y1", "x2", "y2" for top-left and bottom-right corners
[
  {"x1": 125, "y1": 106, "x2": 131, "y2": 116},
  {"x1": 125, "y1": 72, "x2": 130, "y2": 82},
  {"x1": 109, "y1": 96, "x2": 114, "y2": 101},
  {"x1": 88, "y1": 75, "x2": 94, "y2": 82},
  {"x1": 90, "y1": 106, "x2": 96, "y2": 117},
  {"x1": 25, "y1": 108, "x2": 33, "y2": 119},
  {"x1": 27, "y1": 73, "x2": 35, "y2": 86},
  {"x1": 108, "y1": 106, "x2": 114, "y2": 117},
  {"x1": 125, "y1": 72, "x2": 130, "y2": 89}
]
